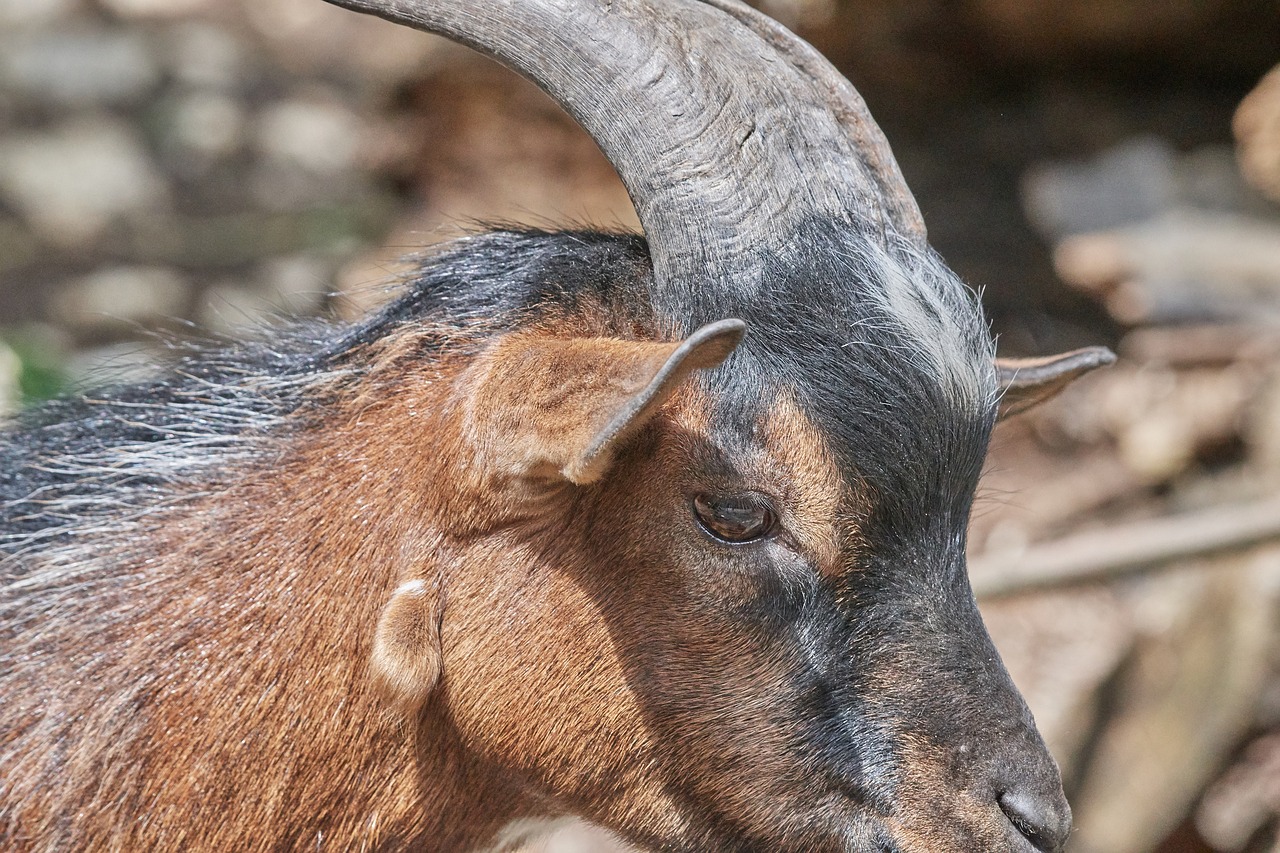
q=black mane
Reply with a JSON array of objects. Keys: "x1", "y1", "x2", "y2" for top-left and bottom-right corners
[
  {"x1": 0, "y1": 230, "x2": 652, "y2": 543},
  {"x1": 2, "y1": 223, "x2": 995, "y2": 562}
]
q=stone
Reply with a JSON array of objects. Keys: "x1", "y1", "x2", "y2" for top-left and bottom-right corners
[
  {"x1": 164, "y1": 91, "x2": 247, "y2": 163},
  {"x1": 249, "y1": 98, "x2": 366, "y2": 210},
  {"x1": 332, "y1": 242, "x2": 418, "y2": 319},
  {"x1": 198, "y1": 282, "x2": 284, "y2": 336},
  {"x1": 0, "y1": 28, "x2": 159, "y2": 106},
  {"x1": 0, "y1": 116, "x2": 170, "y2": 247},
  {"x1": 255, "y1": 98, "x2": 362, "y2": 175},
  {"x1": 1022, "y1": 137, "x2": 1178, "y2": 239},
  {"x1": 256, "y1": 254, "x2": 330, "y2": 314},
  {"x1": 0, "y1": 217, "x2": 39, "y2": 275},
  {"x1": 54, "y1": 266, "x2": 189, "y2": 330},
  {"x1": 164, "y1": 22, "x2": 248, "y2": 91},
  {"x1": 243, "y1": 0, "x2": 437, "y2": 83},
  {"x1": 64, "y1": 342, "x2": 165, "y2": 388},
  {"x1": 0, "y1": 0, "x2": 77, "y2": 29},
  {"x1": 98, "y1": 0, "x2": 208, "y2": 19}
]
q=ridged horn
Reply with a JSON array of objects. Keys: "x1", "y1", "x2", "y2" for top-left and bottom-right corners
[{"x1": 323, "y1": 0, "x2": 926, "y2": 293}]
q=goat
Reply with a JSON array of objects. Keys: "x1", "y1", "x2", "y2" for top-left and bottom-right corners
[{"x1": 0, "y1": 1, "x2": 1115, "y2": 850}]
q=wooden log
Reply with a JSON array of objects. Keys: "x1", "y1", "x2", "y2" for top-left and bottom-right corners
[
  {"x1": 1235, "y1": 63, "x2": 1280, "y2": 203},
  {"x1": 1051, "y1": 211, "x2": 1280, "y2": 324},
  {"x1": 1120, "y1": 322, "x2": 1280, "y2": 367},
  {"x1": 971, "y1": 495, "x2": 1280, "y2": 598}
]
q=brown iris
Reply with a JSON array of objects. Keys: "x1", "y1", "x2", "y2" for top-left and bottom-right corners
[{"x1": 692, "y1": 493, "x2": 777, "y2": 544}]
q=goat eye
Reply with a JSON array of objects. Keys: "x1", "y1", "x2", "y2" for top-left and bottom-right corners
[{"x1": 692, "y1": 493, "x2": 777, "y2": 544}]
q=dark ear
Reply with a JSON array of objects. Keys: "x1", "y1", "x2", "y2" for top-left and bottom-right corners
[
  {"x1": 996, "y1": 346, "x2": 1116, "y2": 420},
  {"x1": 370, "y1": 578, "x2": 444, "y2": 715},
  {"x1": 468, "y1": 319, "x2": 745, "y2": 484}
]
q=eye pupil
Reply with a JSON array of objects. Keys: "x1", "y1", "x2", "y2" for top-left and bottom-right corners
[{"x1": 692, "y1": 493, "x2": 776, "y2": 543}]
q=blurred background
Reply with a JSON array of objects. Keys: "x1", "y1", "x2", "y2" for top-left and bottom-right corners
[{"x1": 1, "y1": 0, "x2": 1278, "y2": 850}]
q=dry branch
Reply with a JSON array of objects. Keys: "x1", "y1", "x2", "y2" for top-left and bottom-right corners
[
  {"x1": 1053, "y1": 211, "x2": 1280, "y2": 325},
  {"x1": 971, "y1": 495, "x2": 1280, "y2": 598}
]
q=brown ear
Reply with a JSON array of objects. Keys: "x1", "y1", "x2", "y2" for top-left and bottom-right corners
[
  {"x1": 370, "y1": 578, "x2": 444, "y2": 715},
  {"x1": 468, "y1": 319, "x2": 745, "y2": 484},
  {"x1": 996, "y1": 346, "x2": 1116, "y2": 420}
]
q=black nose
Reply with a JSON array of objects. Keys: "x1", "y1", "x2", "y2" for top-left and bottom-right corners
[{"x1": 998, "y1": 787, "x2": 1072, "y2": 852}]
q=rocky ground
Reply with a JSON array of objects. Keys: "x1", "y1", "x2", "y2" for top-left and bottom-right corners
[
  {"x1": 0, "y1": 0, "x2": 433, "y2": 408},
  {"x1": 2, "y1": 1, "x2": 1280, "y2": 851}
]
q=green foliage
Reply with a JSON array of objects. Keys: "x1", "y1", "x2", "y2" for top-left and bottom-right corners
[{"x1": 0, "y1": 327, "x2": 69, "y2": 409}]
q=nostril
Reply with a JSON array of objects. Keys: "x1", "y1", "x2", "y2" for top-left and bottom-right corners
[{"x1": 998, "y1": 788, "x2": 1071, "y2": 852}]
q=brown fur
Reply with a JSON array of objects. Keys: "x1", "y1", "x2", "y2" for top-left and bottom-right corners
[
  {"x1": 1, "y1": 298, "x2": 1078, "y2": 850},
  {"x1": 0, "y1": 315, "x2": 774, "y2": 849},
  {"x1": 759, "y1": 392, "x2": 864, "y2": 573},
  {"x1": 882, "y1": 735, "x2": 1012, "y2": 850},
  {"x1": 372, "y1": 576, "x2": 446, "y2": 715}
]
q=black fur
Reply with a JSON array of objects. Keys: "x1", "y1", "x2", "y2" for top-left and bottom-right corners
[
  {"x1": 3, "y1": 222, "x2": 992, "y2": 536},
  {"x1": 1, "y1": 230, "x2": 655, "y2": 545},
  {"x1": 1, "y1": 222, "x2": 1056, "y2": 850}
]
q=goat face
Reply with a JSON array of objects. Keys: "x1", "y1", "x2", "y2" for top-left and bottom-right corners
[
  {"x1": 367, "y1": 228, "x2": 1071, "y2": 853},
  {"x1": 312, "y1": 0, "x2": 1102, "y2": 848},
  {"x1": 0, "y1": 0, "x2": 1114, "y2": 846}
]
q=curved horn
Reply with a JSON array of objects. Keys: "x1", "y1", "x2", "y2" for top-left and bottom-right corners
[{"x1": 324, "y1": 0, "x2": 926, "y2": 293}]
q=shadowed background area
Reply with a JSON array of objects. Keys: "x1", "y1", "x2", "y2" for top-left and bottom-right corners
[{"x1": 1, "y1": 0, "x2": 1279, "y2": 850}]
